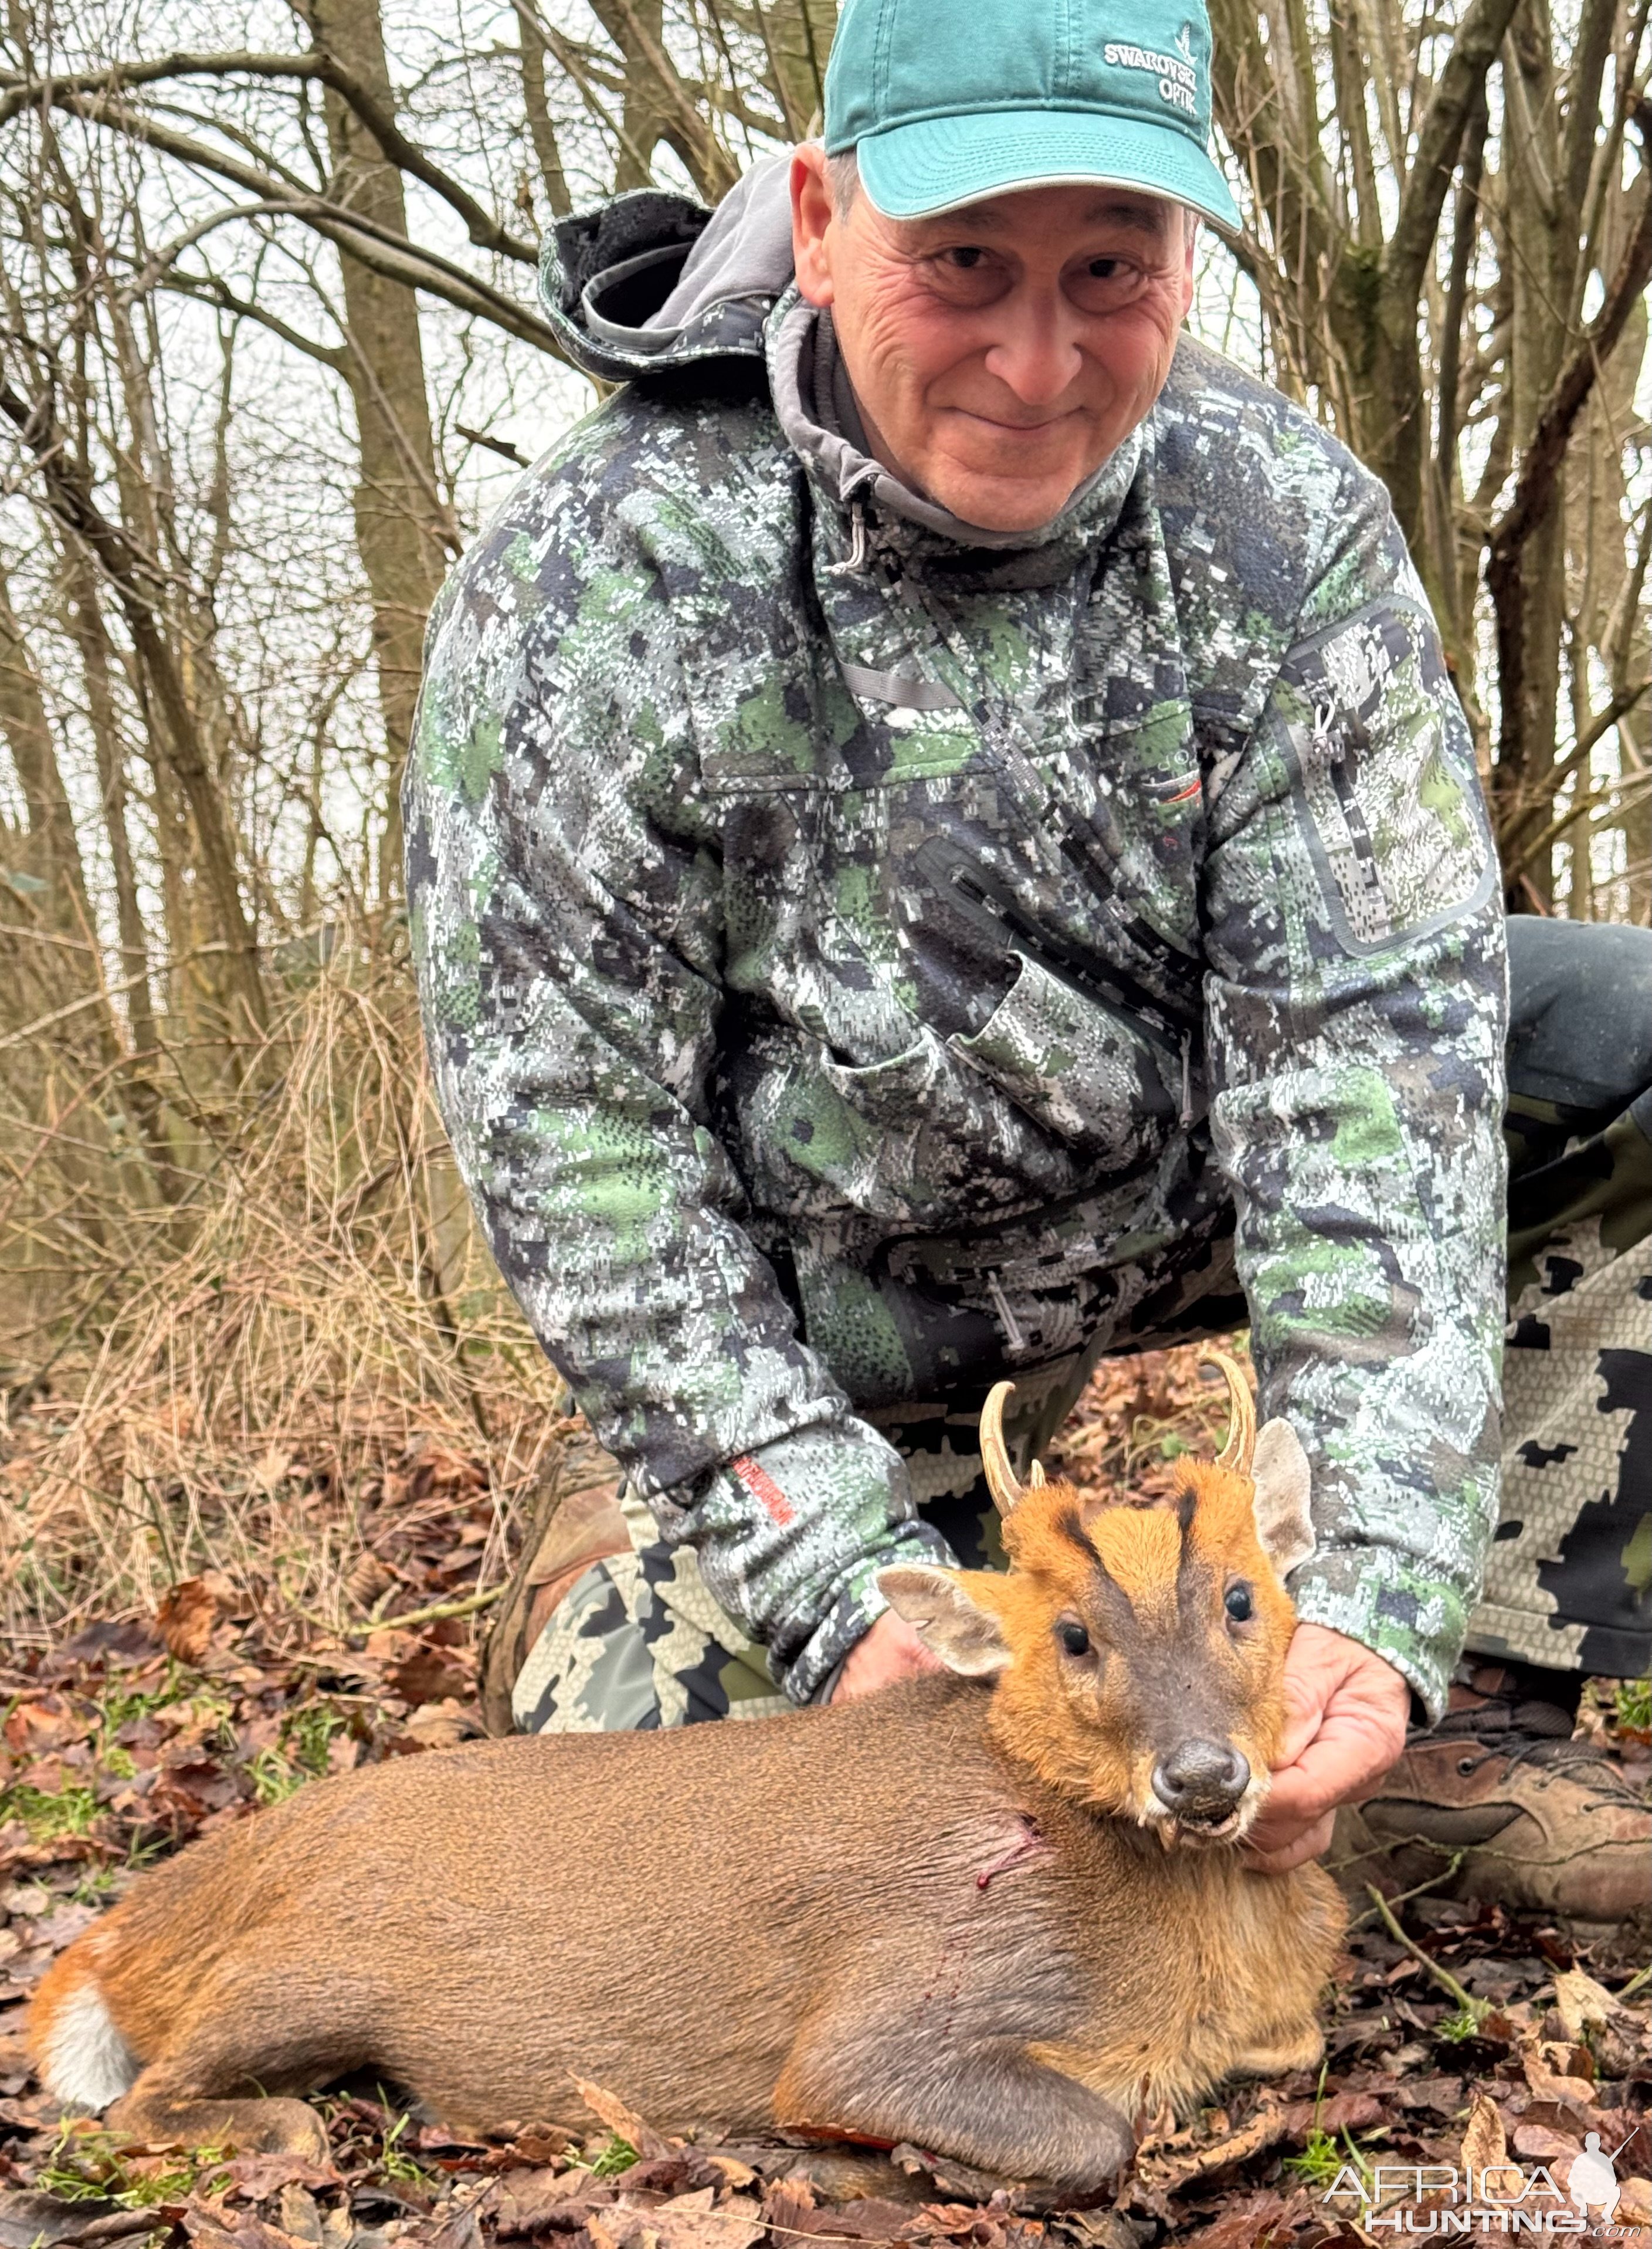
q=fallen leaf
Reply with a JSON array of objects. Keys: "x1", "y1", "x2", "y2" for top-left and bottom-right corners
[
  {"x1": 1460, "y1": 2094, "x2": 1507, "y2": 2175},
  {"x1": 1523, "y1": 2051, "x2": 1598, "y2": 2108},
  {"x1": 221, "y1": 2153, "x2": 342, "y2": 2201},
  {"x1": 1619, "y1": 2181, "x2": 1652, "y2": 2226},
  {"x1": 0, "y1": 2191, "x2": 153, "y2": 2247},
  {"x1": 386, "y1": 1646, "x2": 472, "y2": 1705},
  {"x1": 568, "y1": 2076, "x2": 669, "y2": 2160},
  {"x1": 492, "y1": 2168, "x2": 591, "y2": 2235},
  {"x1": 1177, "y1": 2190, "x2": 1300, "y2": 2249},
  {"x1": 154, "y1": 1578, "x2": 218, "y2": 1664},
  {"x1": 644, "y1": 2187, "x2": 763, "y2": 2249},
  {"x1": 401, "y1": 1699, "x2": 482, "y2": 1750},
  {"x1": 1512, "y1": 2126, "x2": 1582, "y2": 2163},
  {"x1": 1552, "y1": 1969, "x2": 1619, "y2": 2042}
]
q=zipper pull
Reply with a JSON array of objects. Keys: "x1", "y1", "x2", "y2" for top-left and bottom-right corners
[
  {"x1": 986, "y1": 1271, "x2": 1025, "y2": 1353},
  {"x1": 828, "y1": 497, "x2": 870, "y2": 578}
]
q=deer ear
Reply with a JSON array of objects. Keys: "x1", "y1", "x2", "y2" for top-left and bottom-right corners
[
  {"x1": 876, "y1": 1566, "x2": 1012, "y2": 1678},
  {"x1": 1251, "y1": 1419, "x2": 1315, "y2": 1580}
]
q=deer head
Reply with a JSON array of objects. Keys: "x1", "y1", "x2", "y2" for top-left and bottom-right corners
[{"x1": 878, "y1": 1354, "x2": 1315, "y2": 1842}]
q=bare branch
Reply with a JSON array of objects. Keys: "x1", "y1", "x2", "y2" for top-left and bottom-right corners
[{"x1": 0, "y1": 50, "x2": 538, "y2": 265}]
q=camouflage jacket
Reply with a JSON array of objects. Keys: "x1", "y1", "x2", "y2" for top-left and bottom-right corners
[{"x1": 406, "y1": 174, "x2": 1508, "y2": 1718}]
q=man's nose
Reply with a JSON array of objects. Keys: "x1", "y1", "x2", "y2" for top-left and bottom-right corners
[{"x1": 982, "y1": 293, "x2": 1084, "y2": 407}]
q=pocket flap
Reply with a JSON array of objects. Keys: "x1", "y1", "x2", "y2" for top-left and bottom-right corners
[{"x1": 950, "y1": 951, "x2": 1179, "y2": 1159}]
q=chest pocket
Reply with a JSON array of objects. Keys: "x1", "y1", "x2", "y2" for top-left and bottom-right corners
[{"x1": 951, "y1": 950, "x2": 1181, "y2": 1168}]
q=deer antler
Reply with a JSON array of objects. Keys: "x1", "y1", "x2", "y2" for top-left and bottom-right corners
[
  {"x1": 1202, "y1": 1350, "x2": 1256, "y2": 1478},
  {"x1": 981, "y1": 1380, "x2": 1029, "y2": 1515}
]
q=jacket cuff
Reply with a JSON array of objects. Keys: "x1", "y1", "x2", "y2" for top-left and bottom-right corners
[
  {"x1": 784, "y1": 1522, "x2": 959, "y2": 1703},
  {"x1": 649, "y1": 1417, "x2": 957, "y2": 1704},
  {"x1": 1286, "y1": 1547, "x2": 1468, "y2": 1724}
]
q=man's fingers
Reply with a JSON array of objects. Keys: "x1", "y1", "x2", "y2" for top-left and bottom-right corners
[
  {"x1": 1273, "y1": 1665, "x2": 1329, "y2": 1772},
  {"x1": 1244, "y1": 1808, "x2": 1336, "y2": 1875}
]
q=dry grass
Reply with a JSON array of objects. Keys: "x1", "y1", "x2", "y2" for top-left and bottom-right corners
[{"x1": 0, "y1": 941, "x2": 564, "y2": 1651}]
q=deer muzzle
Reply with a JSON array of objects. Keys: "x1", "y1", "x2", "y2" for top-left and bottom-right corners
[{"x1": 1151, "y1": 1738, "x2": 1251, "y2": 1831}]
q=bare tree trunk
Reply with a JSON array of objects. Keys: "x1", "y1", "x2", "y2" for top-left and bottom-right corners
[
  {"x1": 297, "y1": 0, "x2": 447, "y2": 905},
  {"x1": 0, "y1": 558, "x2": 93, "y2": 943}
]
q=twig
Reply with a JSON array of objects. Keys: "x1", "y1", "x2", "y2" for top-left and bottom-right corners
[
  {"x1": 336, "y1": 1583, "x2": 507, "y2": 1638},
  {"x1": 1347, "y1": 1851, "x2": 1466, "y2": 1930},
  {"x1": 1365, "y1": 1884, "x2": 1487, "y2": 2018}
]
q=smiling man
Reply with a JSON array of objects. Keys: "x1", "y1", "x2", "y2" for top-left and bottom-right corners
[{"x1": 407, "y1": 0, "x2": 1651, "y2": 1937}]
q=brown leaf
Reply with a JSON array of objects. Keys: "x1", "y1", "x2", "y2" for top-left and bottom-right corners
[
  {"x1": 154, "y1": 1578, "x2": 218, "y2": 1665},
  {"x1": 641, "y1": 2188, "x2": 763, "y2": 2249},
  {"x1": 401, "y1": 1699, "x2": 482, "y2": 1750},
  {"x1": 760, "y1": 2177, "x2": 816, "y2": 2236},
  {"x1": 386, "y1": 1646, "x2": 473, "y2": 1705},
  {"x1": 0, "y1": 2192, "x2": 152, "y2": 2248},
  {"x1": 1552, "y1": 1969, "x2": 1621, "y2": 2042},
  {"x1": 1460, "y1": 2095, "x2": 1507, "y2": 2176},
  {"x1": 1139, "y1": 2104, "x2": 1294, "y2": 2192},
  {"x1": 1512, "y1": 2126, "x2": 1582, "y2": 2163},
  {"x1": 1280, "y1": 2095, "x2": 1384, "y2": 2139},
  {"x1": 785, "y1": 2201, "x2": 915, "y2": 2241},
  {"x1": 1618, "y1": 2180, "x2": 1652, "y2": 2226},
  {"x1": 1523, "y1": 2051, "x2": 1596, "y2": 2108},
  {"x1": 494, "y1": 2168, "x2": 596, "y2": 2236},
  {"x1": 1393, "y1": 2075, "x2": 1464, "y2": 2115},
  {"x1": 3, "y1": 1699, "x2": 91, "y2": 1758},
  {"x1": 1177, "y1": 2189, "x2": 1300, "y2": 2249},
  {"x1": 568, "y1": 2076, "x2": 669, "y2": 2161},
  {"x1": 220, "y1": 2153, "x2": 342, "y2": 2202}
]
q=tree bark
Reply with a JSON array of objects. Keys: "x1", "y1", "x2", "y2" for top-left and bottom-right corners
[{"x1": 296, "y1": 0, "x2": 447, "y2": 906}]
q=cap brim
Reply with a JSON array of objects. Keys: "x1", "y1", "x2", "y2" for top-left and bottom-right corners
[{"x1": 856, "y1": 109, "x2": 1240, "y2": 231}]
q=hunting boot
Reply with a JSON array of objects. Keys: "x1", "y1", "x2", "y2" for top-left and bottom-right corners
[
  {"x1": 1330, "y1": 1661, "x2": 1652, "y2": 1963},
  {"x1": 478, "y1": 1421, "x2": 629, "y2": 1735}
]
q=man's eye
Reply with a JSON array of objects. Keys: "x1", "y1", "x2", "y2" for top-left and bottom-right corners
[
  {"x1": 944, "y1": 246, "x2": 987, "y2": 269},
  {"x1": 1069, "y1": 256, "x2": 1152, "y2": 313}
]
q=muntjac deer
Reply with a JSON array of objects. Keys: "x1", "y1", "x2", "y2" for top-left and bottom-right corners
[{"x1": 32, "y1": 1354, "x2": 1344, "y2": 2195}]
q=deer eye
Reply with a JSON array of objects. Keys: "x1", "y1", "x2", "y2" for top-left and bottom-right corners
[
  {"x1": 1224, "y1": 1584, "x2": 1253, "y2": 1623},
  {"x1": 1057, "y1": 1619, "x2": 1091, "y2": 1657}
]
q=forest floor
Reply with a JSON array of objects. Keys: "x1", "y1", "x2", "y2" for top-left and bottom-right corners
[{"x1": 1, "y1": 1344, "x2": 1648, "y2": 2249}]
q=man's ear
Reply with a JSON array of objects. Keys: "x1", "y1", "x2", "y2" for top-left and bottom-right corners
[
  {"x1": 876, "y1": 1565, "x2": 1012, "y2": 1678},
  {"x1": 1251, "y1": 1419, "x2": 1315, "y2": 1580},
  {"x1": 791, "y1": 144, "x2": 836, "y2": 307}
]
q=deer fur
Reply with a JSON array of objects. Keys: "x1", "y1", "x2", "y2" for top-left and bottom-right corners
[{"x1": 30, "y1": 1357, "x2": 1345, "y2": 2196}]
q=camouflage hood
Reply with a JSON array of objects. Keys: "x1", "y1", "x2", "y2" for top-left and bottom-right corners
[{"x1": 538, "y1": 151, "x2": 1139, "y2": 567}]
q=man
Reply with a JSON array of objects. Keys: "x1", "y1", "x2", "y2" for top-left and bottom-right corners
[{"x1": 406, "y1": 0, "x2": 1651, "y2": 1939}]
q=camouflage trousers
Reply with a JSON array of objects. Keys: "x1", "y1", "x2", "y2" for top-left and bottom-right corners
[{"x1": 513, "y1": 920, "x2": 1652, "y2": 1734}]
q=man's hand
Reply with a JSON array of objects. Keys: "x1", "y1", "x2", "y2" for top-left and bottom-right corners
[
  {"x1": 1244, "y1": 1622, "x2": 1412, "y2": 1873},
  {"x1": 832, "y1": 1610, "x2": 945, "y2": 1702}
]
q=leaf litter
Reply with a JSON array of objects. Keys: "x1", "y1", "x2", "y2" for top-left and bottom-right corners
[{"x1": 0, "y1": 1346, "x2": 1648, "y2": 2249}]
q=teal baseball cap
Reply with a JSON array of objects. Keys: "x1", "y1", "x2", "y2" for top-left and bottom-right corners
[{"x1": 823, "y1": 0, "x2": 1240, "y2": 231}]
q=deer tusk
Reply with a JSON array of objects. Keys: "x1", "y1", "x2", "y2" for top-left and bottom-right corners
[
  {"x1": 1203, "y1": 1350, "x2": 1256, "y2": 1478},
  {"x1": 979, "y1": 1381, "x2": 1024, "y2": 1515}
]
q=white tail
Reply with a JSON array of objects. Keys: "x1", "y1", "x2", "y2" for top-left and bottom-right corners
[{"x1": 35, "y1": 1973, "x2": 138, "y2": 2109}]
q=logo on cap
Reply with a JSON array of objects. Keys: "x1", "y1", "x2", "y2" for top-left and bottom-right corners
[{"x1": 1175, "y1": 22, "x2": 1194, "y2": 60}]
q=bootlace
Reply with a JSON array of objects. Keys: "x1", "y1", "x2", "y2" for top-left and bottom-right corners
[{"x1": 1428, "y1": 1692, "x2": 1650, "y2": 1810}]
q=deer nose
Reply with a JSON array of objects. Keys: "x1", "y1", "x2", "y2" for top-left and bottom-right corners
[{"x1": 1152, "y1": 1740, "x2": 1250, "y2": 1816}]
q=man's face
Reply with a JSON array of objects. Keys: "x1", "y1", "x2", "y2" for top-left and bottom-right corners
[{"x1": 792, "y1": 148, "x2": 1196, "y2": 534}]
